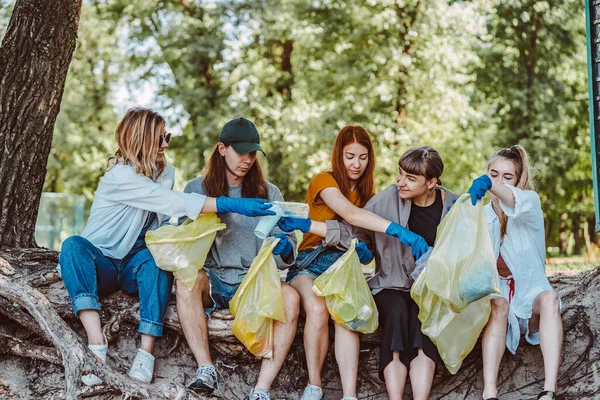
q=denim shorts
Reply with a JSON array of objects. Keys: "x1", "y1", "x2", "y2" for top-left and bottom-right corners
[
  {"x1": 285, "y1": 246, "x2": 344, "y2": 284},
  {"x1": 204, "y1": 268, "x2": 241, "y2": 314}
]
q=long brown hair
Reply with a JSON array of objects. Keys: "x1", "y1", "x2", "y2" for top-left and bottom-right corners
[
  {"x1": 203, "y1": 143, "x2": 269, "y2": 199},
  {"x1": 330, "y1": 125, "x2": 375, "y2": 207},
  {"x1": 488, "y1": 145, "x2": 535, "y2": 239},
  {"x1": 107, "y1": 108, "x2": 166, "y2": 180}
]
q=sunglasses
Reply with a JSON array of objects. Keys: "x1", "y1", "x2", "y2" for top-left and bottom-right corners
[{"x1": 159, "y1": 133, "x2": 172, "y2": 146}]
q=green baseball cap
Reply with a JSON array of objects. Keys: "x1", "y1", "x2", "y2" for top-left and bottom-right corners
[{"x1": 219, "y1": 117, "x2": 266, "y2": 156}]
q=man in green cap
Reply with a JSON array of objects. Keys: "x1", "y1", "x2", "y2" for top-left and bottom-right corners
[
  {"x1": 219, "y1": 117, "x2": 267, "y2": 155},
  {"x1": 176, "y1": 118, "x2": 301, "y2": 400}
]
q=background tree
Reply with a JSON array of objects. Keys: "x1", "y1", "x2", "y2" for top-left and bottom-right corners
[
  {"x1": 0, "y1": 0, "x2": 83, "y2": 248},
  {"x1": 473, "y1": 0, "x2": 592, "y2": 251},
  {"x1": 44, "y1": 1, "x2": 123, "y2": 202}
]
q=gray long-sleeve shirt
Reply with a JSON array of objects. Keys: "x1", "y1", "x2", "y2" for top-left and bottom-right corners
[
  {"x1": 182, "y1": 176, "x2": 296, "y2": 285},
  {"x1": 324, "y1": 184, "x2": 458, "y2": 293}
]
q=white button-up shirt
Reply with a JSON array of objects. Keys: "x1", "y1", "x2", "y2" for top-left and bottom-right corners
[
  {"x1": 485, "y1": 185, "x2": 557, "y2": 354},
  {"x1": 82, "y1": 163, "x2": 206, "y2": 259}
]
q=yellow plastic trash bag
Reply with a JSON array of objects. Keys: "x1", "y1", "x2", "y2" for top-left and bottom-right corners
[
  {"x1": 425, "y1": 194, "x2": 500, "y2": 312},
  {"x1": 312, "y1": 239, "x2": 379, "y2": 334},
  {"x1": 229, "y1": 237, "x2": 286, "y2": 359},
  {"x1": 410, "y1": 194, "x2": 499, "y2": 374},
  {"x1": 411, "y1": 270, "x2": 491, "y2": 374},
  {"x1": 145, "y1": 213, "x2": 226, "y2": 290}
]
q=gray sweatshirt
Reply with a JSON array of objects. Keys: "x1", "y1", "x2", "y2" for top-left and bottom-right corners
[
  {"x1": 182, "y1": 176, "x2": 296, "y2": 285},
  {"x1": 324, "y1": 184, "x2": 458, "y2": 293}
]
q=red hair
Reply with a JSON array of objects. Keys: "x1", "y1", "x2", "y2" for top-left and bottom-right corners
[{"x1": 329, "y1": 126, "x2": 375, "y2": 207}]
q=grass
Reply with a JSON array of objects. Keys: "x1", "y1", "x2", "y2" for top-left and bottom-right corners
[{"x1": 546, "y1": 259, "x2": 598, "y2": 273}]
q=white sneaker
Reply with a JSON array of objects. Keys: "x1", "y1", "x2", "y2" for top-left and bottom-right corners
[
  {"x1": 301, "y1": 384, "x2": 323, "y2": 400},
  {"x1": 82, "y1": 342, "x2": 107, "y2": 386},
  {"x1": 248, "y1": 388, "x2": 271, "y2": 400},
  {"x1": 128, "y1": 348, "x2": 155, "y2": 383}
]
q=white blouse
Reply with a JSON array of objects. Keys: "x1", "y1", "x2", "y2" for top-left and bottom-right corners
[{"x1": 485, "y1": 185, "x2": 557, "y2": 354}]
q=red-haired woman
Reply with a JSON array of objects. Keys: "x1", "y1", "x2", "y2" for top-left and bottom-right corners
[{"x1": 279, "y1": 126, "x2": 429, "y2": 400}]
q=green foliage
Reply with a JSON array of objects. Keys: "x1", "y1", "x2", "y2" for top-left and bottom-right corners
[
  {"x1": 23, "y1": 0, "x2": 593, "y2": 251},
  {"x1": 45, "y1": 1, "x2": 123, "y2": 202},
  {"x1": 473, "y1": 0, "x2": 592, "y2": 246}
]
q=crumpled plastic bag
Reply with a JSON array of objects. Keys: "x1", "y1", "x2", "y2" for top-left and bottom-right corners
[
  {"x1": 411, "y1": 194, "x2": 500, "y2": 374},
  {"x1": 411, "y1": 273, "x2": 492, "y2": 374},
  {"x1": 229, "y1": 237, "x2": 286, "y2": 359},
  {"x1": 312, "y1": 239, "x2": 379, "y2": 334},
  {"x1": 424, "y1": 194, "x2": 500, "y2": 313},
  {"x1": 145, "y1": 213, "x2": 226, "y2": 290},
  {"x1": 273, "y1": 201, "x2": 309, "y2": 217},
  {"x1": 411, "y1": 247, "x2": 433, "y2": 281}
]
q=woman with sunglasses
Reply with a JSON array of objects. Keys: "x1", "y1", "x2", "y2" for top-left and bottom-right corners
[{"x1": 58, "y1": 108, "x2": 275, "y2": 386}]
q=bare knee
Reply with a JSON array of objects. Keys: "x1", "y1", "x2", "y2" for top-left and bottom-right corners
[
  {"x1": 490, "y1": 298, "x2": 509, "y2": 320},
  {"x1": 305, "y1": 297, "x2": 330, "y2": 327},
  {"x1": 176, "y1": 270, "x2": 209, "y2": 300},
  {"x1": 281, "y1": 283, "x2": 300, "y2": 318},
  {"x1": 537, "y1": 290, "x2": 560, "y2": 314}
]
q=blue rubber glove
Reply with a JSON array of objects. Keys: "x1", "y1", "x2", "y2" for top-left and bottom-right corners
[
  {"x1": 277, "y1": 216, "x2": 312, "y2": 233},
  {"x1": 215, "y1": 196, "x2": 275, "y2": 217},
  {"x1": 355, "y1": 241, "x2": 373, "y2": 264},
  {"x1": 467, "y1": 175, "x2": 492, "y2": 206},
  {"x1": 385, "y1": 222, "x2": 429, "y2": 259},
  {"x1": 272, "y1": 233, "x2": 293, "y2": 257}
]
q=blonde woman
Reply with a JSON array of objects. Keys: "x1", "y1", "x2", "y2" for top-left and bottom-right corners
[
  {"x1": 467, "y1": 145, "x2": 562, "y2": 400},
  {"x1": 59, "y1": 108, "x2": 274, "y2": 385}
]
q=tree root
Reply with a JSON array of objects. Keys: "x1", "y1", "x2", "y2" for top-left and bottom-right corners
[
  {"x1": 1, "y1": 248, "x2": 599, "y2": 399},
  {"x1": 0, "y1": 332, "x2": 61, "y2": 364},
  {"x1": 0, "y1": 256, "x2": 202, "y2": 400}
]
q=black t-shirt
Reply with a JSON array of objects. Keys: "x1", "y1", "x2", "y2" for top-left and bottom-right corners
[{"x1": 408, "y1": 189, "x2": 443, "y2": 247}]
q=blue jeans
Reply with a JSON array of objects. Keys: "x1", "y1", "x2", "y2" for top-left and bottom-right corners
[
  {"x1": 285, "y1": 246, "x2": 344, "y2": 283},
  {"x1": 59, "y1": 235, "x2": 173, "y2": 337},
  {"x1": 204, "y1": 269, "x2": 241, "y2": 314}
]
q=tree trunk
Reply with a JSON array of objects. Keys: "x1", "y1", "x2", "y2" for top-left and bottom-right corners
[
  {"x1": 571, "y1": 211, "x2": 582, "y2": 256},
  {"x1": 559, "y1": 212, "x2": 568, "y2": 254},
  {"x1": 0, "y1": 0, "x2": 82, "y2": 248}
]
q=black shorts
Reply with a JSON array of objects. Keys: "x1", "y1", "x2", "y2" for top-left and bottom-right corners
[{"x1": 374, "y1": 289, "x2": 438, "y2": 381}]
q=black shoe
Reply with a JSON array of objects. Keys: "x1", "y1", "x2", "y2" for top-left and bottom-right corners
[{"x1": 537, "y1": 391, "x2": 555, "y2": 399}]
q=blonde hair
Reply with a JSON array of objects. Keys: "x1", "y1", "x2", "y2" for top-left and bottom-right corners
[
  {"x1": 107, "y1": 108, "x2": 167, "y2": 180},
  {"x1": 488, "y1": 145, "x2": 535, "y2": 239}
]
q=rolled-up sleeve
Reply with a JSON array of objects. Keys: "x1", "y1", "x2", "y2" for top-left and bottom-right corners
[
  {"x1": 499, "y1": 186, "x2": 542, "y2": 229},
  {"x1": 321, "y1": 220, "x2": 373, "y2": 253}
]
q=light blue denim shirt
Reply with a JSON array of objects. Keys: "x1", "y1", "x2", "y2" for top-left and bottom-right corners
[{"x1": 81, "y1": 163, "x2": 206, "y2": 259}]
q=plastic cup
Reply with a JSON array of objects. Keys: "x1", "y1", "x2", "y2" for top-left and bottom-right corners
[
  {"x1": 336, "y1": 303, "x2": 357, "y2": 322},
  {"x1": 254, "y1": 204, "x2": 283, "y2": 239}
]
